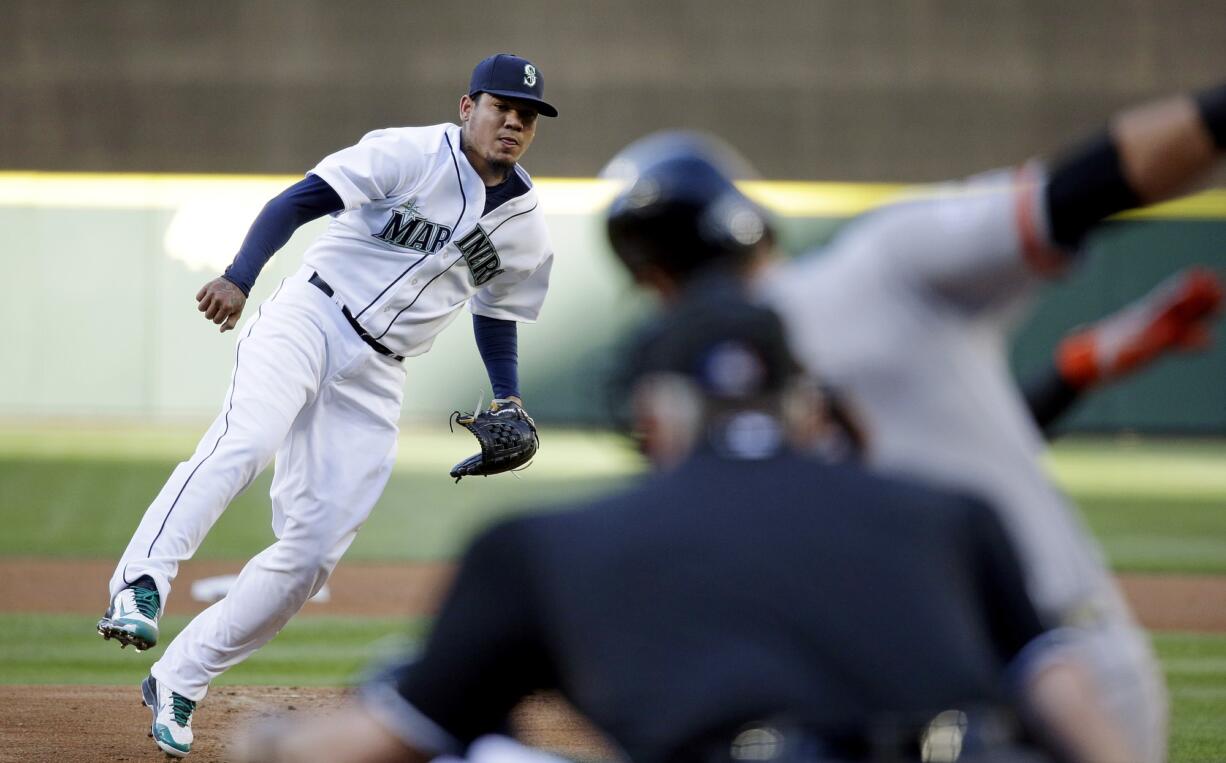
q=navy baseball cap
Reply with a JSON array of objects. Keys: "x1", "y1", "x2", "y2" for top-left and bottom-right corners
[{"x1": 469, "y1": 53, "x2": 558, "y2": 118}]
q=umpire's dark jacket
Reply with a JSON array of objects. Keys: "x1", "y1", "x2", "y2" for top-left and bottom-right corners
[{"x1": 371, "y1": 448, "x2": 1051, "y2": 763}]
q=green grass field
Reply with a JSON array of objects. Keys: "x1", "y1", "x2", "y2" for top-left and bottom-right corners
[
  {"x1": 1, "y1": 425, "x2": 1224, "y2": 760},
  {"x1": 2, "y1": 425, "x2": 1224, "y2": 570},
  {"x1": 0, "y1": 424, "x2": 641, "y2": 562}
]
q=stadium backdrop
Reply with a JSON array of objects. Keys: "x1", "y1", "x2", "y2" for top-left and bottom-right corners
[{"x1": 2, "y1": 173, "x2": 1223, "y2": 432}]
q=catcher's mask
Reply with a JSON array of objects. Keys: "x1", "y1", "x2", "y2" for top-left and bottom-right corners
[{"x1": 602, "y1": 131, "x2": 775, "y2": 283}]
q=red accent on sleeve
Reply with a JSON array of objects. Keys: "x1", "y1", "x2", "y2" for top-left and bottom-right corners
[
  {"x1": 1014, "y1": 165, "x2": 1069, "y2": 277},
  {"x1": 1055, "y1": 332, "x2": 1101, "y2": 389}
]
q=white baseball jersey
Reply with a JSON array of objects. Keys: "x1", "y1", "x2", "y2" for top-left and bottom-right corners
[
  {"x1": 757, "y1": 167, "x2": 1166, "y2": 760},
  {"x1": 108, "y1": 122, "x2": 554, "y2": 706},
  {"x1": 307, "y1": 123, "x2": 553, "y2": 357}
]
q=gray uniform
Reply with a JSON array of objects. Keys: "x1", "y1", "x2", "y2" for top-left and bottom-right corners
[{"x1": 757, "y1": 168, "x2": 1166, "y2": 762}]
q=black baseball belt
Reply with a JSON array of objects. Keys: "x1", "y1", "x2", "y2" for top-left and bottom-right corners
[{"x1": 309, "y1": 272, "x2": 406, "y2": 362}]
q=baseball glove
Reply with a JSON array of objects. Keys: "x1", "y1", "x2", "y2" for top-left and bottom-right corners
[{"x1": 449, "y1": 399, "x2": 539, "y2": 482}]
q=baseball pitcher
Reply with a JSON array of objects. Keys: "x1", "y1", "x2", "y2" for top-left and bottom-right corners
[{"x1": 96, "y1": 53, "x2": 557, "y2": 758}]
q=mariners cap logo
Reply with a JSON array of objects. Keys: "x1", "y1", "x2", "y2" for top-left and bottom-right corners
[{"x1": 468, "y1": 54, "x2": 558, "y2": 117}]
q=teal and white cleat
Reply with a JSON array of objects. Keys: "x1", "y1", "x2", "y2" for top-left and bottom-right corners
[
  {"x1": 142, "y1": 675, "x2": 195, "y2": 758},
  {"x1": 97, "y1": 578, "x2": 160, "y2": 651}
]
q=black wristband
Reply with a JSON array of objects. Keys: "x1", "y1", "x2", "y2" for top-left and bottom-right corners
[
  {"x1": 1195, "y1": 83, "x2": 1226, "y2": 150},
  {"x1": 1044, "y1": 134, "x2": 1142, "y2": 248}
]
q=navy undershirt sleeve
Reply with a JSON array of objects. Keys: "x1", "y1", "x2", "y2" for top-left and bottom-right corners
[
  {"x1": 221, "y1": 174, "x2": 344, "y2": 295},
  {"x1": 473, "y1": 314, "x2": 519, "y2": 400},
  {"x1": 470, "y1": 171, "x2": 530, "y2": 399}
]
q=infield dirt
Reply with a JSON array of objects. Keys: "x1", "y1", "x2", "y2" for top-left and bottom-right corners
[{"x1": 3, "y1": 558, "x2": 1225, "y2": 630}]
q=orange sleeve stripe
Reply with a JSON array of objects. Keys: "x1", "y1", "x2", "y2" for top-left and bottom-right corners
[
  {"x1": 1014, "y1": 165, "x2": 1069, "y2": 277},
  {"x1": 1056, "y1": 334, "x2": 1100, "y2": 388}
]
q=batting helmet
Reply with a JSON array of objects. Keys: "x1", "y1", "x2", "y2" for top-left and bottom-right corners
[{"x1": 602, "y1": 131, "x2": 774, "y2": 282}]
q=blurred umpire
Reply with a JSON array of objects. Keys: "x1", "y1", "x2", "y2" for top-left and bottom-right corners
[{"x1": 239, "y1": 285, "x2": 1129, "y2": 763}]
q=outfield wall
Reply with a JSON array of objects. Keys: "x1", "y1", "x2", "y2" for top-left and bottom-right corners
[{"x1": 2, "y1": 173, "x2": 1224, "y2": 431}]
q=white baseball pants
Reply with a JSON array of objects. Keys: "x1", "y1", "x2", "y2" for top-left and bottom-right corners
[{"x1": 108, "y1": 267, "x2": 406, "y2": 701}]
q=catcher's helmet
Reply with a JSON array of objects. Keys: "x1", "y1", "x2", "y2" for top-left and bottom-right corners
[{"x1": 602, "y1": 131, "x2": 773, "y2": 282}]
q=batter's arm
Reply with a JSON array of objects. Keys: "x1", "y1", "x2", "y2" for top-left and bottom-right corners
[
  {"x1": 874, "y1": 82, "x2": 1226, "y2": 314},
  {"x1": 1043, "y1": 82, "x2": 1225, "y2": 251},
  {"x1": 197, "y1": 175, "x2": 343, "y2": 332}
]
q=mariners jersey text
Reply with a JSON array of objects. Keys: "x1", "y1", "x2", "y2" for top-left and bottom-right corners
[
  {"x1": 455, "y1": 226, "x2": 505, "y2": 285},
  {"x1": 372, "y1": 199, "x2": 453, "y2": 254}
]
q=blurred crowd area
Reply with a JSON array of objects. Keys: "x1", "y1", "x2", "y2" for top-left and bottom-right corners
[{"x1": 4, "y1": 0, "x2": 1226, "y2": 183}]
